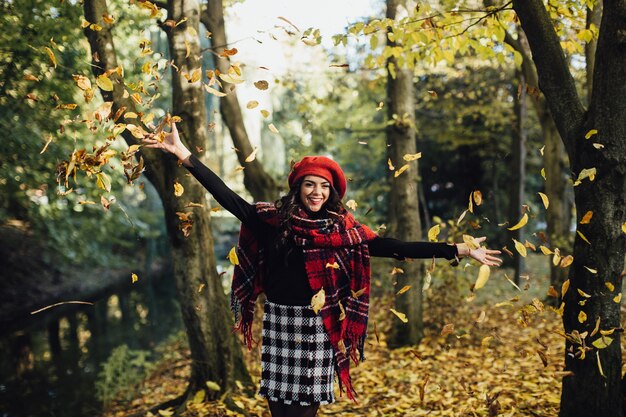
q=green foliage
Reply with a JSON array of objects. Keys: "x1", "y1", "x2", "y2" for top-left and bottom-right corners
[{"x1": 95, "y1": 344, "x2": 154, "y2": 405}]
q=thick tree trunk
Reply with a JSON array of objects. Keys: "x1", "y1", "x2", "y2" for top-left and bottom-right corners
[
  {"x1": 513, "y1": 1, "x2": 626, "y2": 416},
  {"x1": 509, "y1": 69, "x2": 527, "y2": 284},
  {"x1": 385, "y1": 0, "x2": 423, "y2": 348},
  {"x1": 200, "y1": 0, "x2": 277, "y2": 202},
  {"x1": 83, "y1": 0, "x2": 250, "y2": 401}
]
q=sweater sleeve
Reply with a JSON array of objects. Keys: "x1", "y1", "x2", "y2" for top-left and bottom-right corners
[
  {"x1": 184, "y1": 154, "x2": 262, "y2": 230},
  {"x1": 368, "y1": 236, "x2": 458, "y2": 260}
]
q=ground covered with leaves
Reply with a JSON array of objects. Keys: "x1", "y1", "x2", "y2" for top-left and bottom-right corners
[{"x1": 103, "y1": 259, "x2": 623, "y2": 417}]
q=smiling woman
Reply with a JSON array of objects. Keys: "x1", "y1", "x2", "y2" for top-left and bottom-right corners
[{"x1": 142, "y1": 122, "x2": 502, "y2": 417}]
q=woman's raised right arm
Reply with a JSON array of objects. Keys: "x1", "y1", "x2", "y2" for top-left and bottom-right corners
[{"x1": 142, "y1": 122, "x2": 261, "y2": 227}]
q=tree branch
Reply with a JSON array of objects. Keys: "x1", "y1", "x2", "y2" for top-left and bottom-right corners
[{"x1": 512, "y1": 0, "x2": 585, "y2": 153}]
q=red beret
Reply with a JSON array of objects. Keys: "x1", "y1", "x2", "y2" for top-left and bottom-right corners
[{"x1": 288, "y1": 156, "x2": 347, "y2": 198}]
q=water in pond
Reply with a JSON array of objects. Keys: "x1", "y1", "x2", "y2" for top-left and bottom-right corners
[{"x1": 0, "y1": 270, "x2": 183, "y2": 417}]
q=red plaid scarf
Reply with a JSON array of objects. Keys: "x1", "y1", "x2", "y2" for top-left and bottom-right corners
[{"x1": 231, "y1": 202, "x2": 377, "y2": 401}]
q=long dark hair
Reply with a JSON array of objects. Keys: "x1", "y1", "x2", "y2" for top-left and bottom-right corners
[{"x1": 274, "y1": 178, "x2": 347, "y2": 252}]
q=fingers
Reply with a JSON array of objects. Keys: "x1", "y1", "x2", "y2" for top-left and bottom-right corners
[
  {"x1": 171, "y1": 121, "x2": 178, "y2": 135},
  {"x1": 475, "y1": 236, "x2": 487, "y2": 243},
  {"x1": 146, "y1": 122, "x2": 156, "y2": 130}
]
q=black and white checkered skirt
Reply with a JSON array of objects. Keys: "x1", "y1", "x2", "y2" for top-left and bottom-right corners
[{"x1": 258, "y1": 299, "x2": 335, "y2": 405}]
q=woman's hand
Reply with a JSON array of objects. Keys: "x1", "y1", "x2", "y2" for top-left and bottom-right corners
[
  {"x1": 456, "y1": 236, "x2": 502, "y2": 267},
  {"x1": 142, "y1": 121, "x2": 191, "y2": 162}
]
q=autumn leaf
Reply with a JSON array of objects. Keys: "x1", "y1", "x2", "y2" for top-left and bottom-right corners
[
  {"x1": 325, "y1": 262, "x2": 339, "y2": 269},
  {"x1": 472, "y1": 190, "x2": 483, "y2": 206},
  {"x1": 538, "y1": 192, "x2": 549, "y2": 209},
  {"x1": 205, "y1": 381, "x2": 221, "y2": 392},
  {"x1": 131, "y1": 273, "x2": 139, "y2": 283},
  {"x1": 311, "y1": 288, "x2": 325, "y2": 314},
  {"x1": 574, "y1": 167, "x2": 596, "y2": 186},
  {"x1": 402, "y1": 152, "x2": 422, "y2": 161},
  {"x1": 584, "y1": 266, "x2": 597, "y2": 274},
  {"x1": 204, "y1": 84, "x2": 227, "y2": 97},
  {"x1": 578, "y1": 311, "x2": 587, "y2": 323},
  {"x1": 622, "y1": 222, "x2": 626, "y2": 234},
  {"x1": 592, "y1": 336, "x2": 613, "y2": 349},
  {"x1": 44, "y1": 46, "x2": 57, "y2": 68},
  {"x1": 227, "y1": 247, "x2": 239, "y2": 265},
  {"x1": 396, "y1": 285, "x2": 411, "y2": 295},
  {"x1": 394, "y1": 164, "x2": 409, "y2": 177},
  {"x1": 508, "y1": 213, "x2": 528, "y2": 231},
  {"x1": 246, "y1": 100, "x2": 259, "y2": 109},
  {"x1": 390, "y1": 308, "x2": 408, "y2": 323},
  {"x1": 254, "y1": 80, "x2": 269, "y2": 90},
  {"x1": 427, "y1": 224, "x2": 440, "y2": 242},
  {"x1": 96, "y1": 74, "x2": 114, "y2": 91},
  {"x1": 268, "y1": 123, "x2": 279, "y2": 134},
  {"x1": 561, "y1": 279, "x2": 570, "y2": 298},
  {"x1": 96, "y1": 172, "x2": 111, "y2": 192},
  {"x1": 584, "y1": 129, "x2": 598, "y2": 139},
  {"x1": 173, "y1": 182, "x2": 184, "y2": 197},
  {"x1": 346, "y1": 200, "x2": 357, "y2": 211},
  {"x1": 614, "y1": 293, "x2": 622, "y2": 303},
  {"x1": 474, "y1": 265, "x2": 490, "y2": 290},
  {"x1": 219, "y1": 47, "x2": 238, "y2": 57},
  {"x1": 577, "y1": 230, "x2": 591, "y2": 245},
  {"x1": 580, "y1": 211, "x2": 593, "y2": 224},
  {"x1": 560, "y1": 255, "x2": 573, "y2": 268},
  {"x1": 513, "y1": 239, "x2": 527, "y2": 257},
  {"x1": 390, "y1": 267, "x2": 404, "y2": 275},
  {"x1": 244, "y1": 147, "x2": 258, "y2": 162},
  {"x1": 387, "y1": 158, "x2": 395, "y2": 170},
  {"x1": 351, "y1": 287, "x2": 366, "y2": 298},
  {"x1": 605, "y1": 282, "x2": 615, "y2": 292},
  {"x1": 260, "y1": 109, "x2": 270, "y2": 118}
]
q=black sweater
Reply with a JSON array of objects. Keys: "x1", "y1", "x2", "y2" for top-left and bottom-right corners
[{"x1": 185, "y1": 154, "x2": 457, "y2": 305}]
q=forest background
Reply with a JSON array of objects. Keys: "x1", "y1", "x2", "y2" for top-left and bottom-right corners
[{"x1": 1, "y1": 0, "x2": 625, "y2": 416}]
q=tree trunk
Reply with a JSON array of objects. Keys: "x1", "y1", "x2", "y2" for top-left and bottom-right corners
[
  {"x1": 513, "y1": 1, "x2": 626, "y2": 415},
  {"x1": 509, "y1": 69, "x2": 527, "y2": 284},
  {"x1": 200, "y1": 0, "x2": 277, "y2": 202},
  {"x1": 385, "y1": 0, "x2": 423, "y2": 348},
  {"x1": 83, "y1": 0, "x2": 251, "y2": 400}
]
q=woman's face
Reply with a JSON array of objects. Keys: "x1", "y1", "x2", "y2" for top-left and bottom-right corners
[{"x1": 299, "y1": 175, "x2": 331, "y2": 212}]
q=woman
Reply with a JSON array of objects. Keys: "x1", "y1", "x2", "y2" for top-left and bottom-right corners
[{"x1": 143, "y1": 123, "x2": 501, "y2": 417}]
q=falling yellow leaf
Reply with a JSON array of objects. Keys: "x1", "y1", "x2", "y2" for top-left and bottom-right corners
[
  {"x1": 204, "y1": 84, "x2": 227, "y2": 97},
  {"x1": 597, "y1": 351, "x2": 605, "y2": 378},
  {"x1": 578, "y1": 311, "x2": 587, "y2": 323},
  {"x1": 481, "y1": 336, "x2": 493, "y2": 347},
  {"x1": 580, "y1": 211, "x2": 593, "y2": 224},
  {"x1": 621, "y1": 222, "x2": 626, "y2": 234},
  {"x1": 577, "y1": 288, "x2": 591, "y2": 298},
  {"x1": 260, "y1": 109, "x2": 270, "y2": 118},
  {"x1": 311, "y1": 288, "x2": 325, "y2": 314},
  {"x1": 456, "y1": 209, "x2": 468, "y2": 225},
  {"x1": 205, "y1": 381, "x2": 221, "y2": 392},
  {"x1": 513, "y1": 239, "x2": 527, "y2": 257},
  {"x1": 325, "y1": 262, "x2": 340, "y2": 269},
  {"x1": 475, "y1": 310, "x2": 486, "y2": 323},
  {"x1": 254, "y1": 80, "x2": 269, "y2": 90},
  {"x1": 228, "y1": 247, "x2": 239, "y2": 265},
  {"x1": 387, "y1": 159, "x2": 395, "y2": 171},
  {"x1": 474, "y1": 265, "x2": 490, "y2": 290},
  {"x1": 96, "y1": 74, "x2": 114, "y2": 91},
  {"x1": 561, "y1": 279, "x2": 570, "y2": 298},
  {"x1": 394, "y1": 164, "x2": 409, "y2": 177},
  {"x1": 574, "y1": 168, "x2": 596, "y2": 186},
  {"x1": 472, "y1": 190, "x2": 483, "y2": 206},
  {"x1": 268, "y1": 123, "x2": 279, "y2": 134},
  {"x1": 584, "y1": 129, "x2": 598, "y2": 139},
  {"x1": 396, "y1": 285, "x2": 411, "y2": 295},
  {"x1": 390, "y1": 308, "x2": 408, "y2": 323},
  {"x1": 391, "y1": 267, "x2": 404, "y2": 275},
  {"x1": 584, "y1": 266, "x2": 597, "y2": 274},
  {"x1": 96, "y1": 172, "x2": 111, "y2": 192},
  {"x1": 614, "y1": 293, "x2": 622, "y2": 303},
  {"x1": 605, "y1": 282, "x2": 615, "y2": 292},
  {"x1": 198, "y1": 284, "x2": 205, "y2": 293},
  {"x1": 244, "y1": 147, "x2": 258, "y2": 162},
  {"x1": 508, "y1": 213, "x2": 528, "y2": 231},
  {"x1": 538, "y1": 192, "x2": 549, "y2": 209},
  {"x1": 173, "y1": 182, "x2": 184, "y2": 197},
  {"x1": 541, "y1": 168, "x2": 546, "y2": 180},
  {"x1": 44, "y1": 47, "x2": 57, "y2": 68},
  {"x1": 577, "y1": 230, "x2": 591, "y2": 245},
  {"x1": 346, "y1": 200, "x2": 358, "y2": 211},
  {"x1": 427, "y1": 225, "x2": 440, "y2": 242},
  {"x1": 403, "y1": 152, "x2": 422, "y2": 161},
  {"x1": 560, "y1": 255, "x2": 574, "y2": 268},
  {"x1": 592, "y1": 336, "x2": 613, "y2": 349},
  {"x1": 593, "y1": 143, "x2": 604, "y2": 149},
  {"x1": 539, "y1": 245, "x2": 553, "y2": 255},
  {"x1": 246, "y1": 100, "x2": 259, "y2": 109},
  {"x1": 468, "y1": 193, "x2": 473, "y2": 213},
  {"x1": 338, "y1": 300, "x2": 346, "y2": 321},
  {"x1": 131, "y1": 273, "x2": 139, "y2": 283}
]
